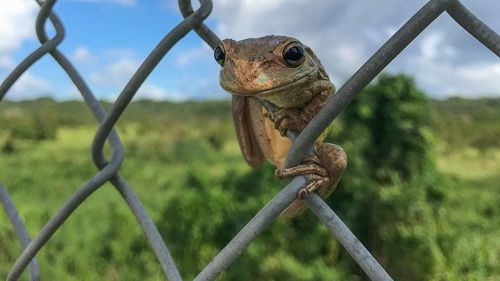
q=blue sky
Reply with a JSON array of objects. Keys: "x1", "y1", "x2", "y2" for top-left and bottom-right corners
[{"x1": 1, "y1": 0, "x2": 499, "y2": 101}]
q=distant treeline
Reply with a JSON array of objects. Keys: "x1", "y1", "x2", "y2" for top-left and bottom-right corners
[{"x1": 1, "y1": 96, "x2": 499, "y2": 151}]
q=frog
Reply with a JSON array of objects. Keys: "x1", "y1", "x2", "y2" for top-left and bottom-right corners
[{"x1": 214, "y1": 35, "x2": 347, "y2": 218}]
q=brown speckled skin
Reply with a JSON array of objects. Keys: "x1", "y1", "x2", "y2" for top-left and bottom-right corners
[
  {"x1": 220, "y1": 36, "x2": 328, "y2": 108},
  {"x1": 219, "y1": 35, "x2": 347, "y2": 218}
]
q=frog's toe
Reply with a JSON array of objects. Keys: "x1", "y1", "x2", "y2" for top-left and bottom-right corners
[
  {"x1": 275, "y1": 163, "x2": 327, "y2": 179},
  {"x1": 279, "y1": 172, "x2": 331, "y2": 219},
  {"x1": 298, "y1": 175, "x2": 330, "y2": 199},
  {"x1": 276, "y1": 153, "x2": 336, "y2": 218},
  {"x1": 274, "y1": 159, "x2": 331, "y2": 199},
  {"x1": 280, "y1": 173, "x2": 331, "y2": 219}
]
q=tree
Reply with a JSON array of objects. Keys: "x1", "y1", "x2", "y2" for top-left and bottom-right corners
[{"x1": 331, "y1": 73, "x2": 447, "y2": 280}]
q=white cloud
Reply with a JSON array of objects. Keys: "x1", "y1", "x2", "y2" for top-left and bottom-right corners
[
  {"x1": 0, "y1": 0, "x2": 37, "y2": 68},
  {"x1": 325, "y1": 43, "x2": 365, "y2": 79},
  {"x1": 421, "y1": 32, "x2": 442, "y2": 61},
  {"x1": 175, "y1": 44, "x2": 212, "y2": 67},
  {"x1": 210, "y1": 0, "x2": 500, "y2": 97},
  {"x1": 6, "y1": 72, "x2": 54, "y2": 100},
  {"x1": 390, "y1": 31, "x2": 500, "y2": 98},
  {"x1": 106, "y1": 0, "x2": 135, "y2": 5},
  {"x1": 454, "y1": 63, "x2": 500, "y2": 96},
  {"x1": 72, "y1": 46, "x2": 95, "y2": 63},
  {"x1": 87, "y1": 54, "x2": 187, "y2": 101},
  {"x1": 137, "y1": 83, "x2": 186, "y2": 101},
  {"x1": 90, "y1": 58, "x2": 139, "y2": 87},
  {"x1": 63, "y1": 0, "x2": 136, "y2": 7},
  {"x1": 137, "y1": 83, "x2": 166, "y2": 100},
  {"x1": 0, "y1": 57, "x2": 13, "y2": 69},
  {"x1": 417, "y1": 62, "x2": 500, "y2": 97},
  {"x1": 104, "y1": 48, "x2": 136, "y2": 60},
  {"x1": 418, "y1": 32, "x2": 458, "y2": 61}
]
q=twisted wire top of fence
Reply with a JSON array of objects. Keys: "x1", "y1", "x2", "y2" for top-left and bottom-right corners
[{"x1": 1, "y1": 0, "x2": 498, "y2": 280}]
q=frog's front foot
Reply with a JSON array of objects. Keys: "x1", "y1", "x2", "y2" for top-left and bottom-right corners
[
  {"x1": 275, "y1": 155, "x2": 330, "y2": 199},
  {"x1": 273, "y1": 108, "x2": 311, "y2": 136}
]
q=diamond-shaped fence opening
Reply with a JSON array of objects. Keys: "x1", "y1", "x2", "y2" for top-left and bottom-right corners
[{"x1": 0, "y1": 0, "x2": 498, "y2": 280}]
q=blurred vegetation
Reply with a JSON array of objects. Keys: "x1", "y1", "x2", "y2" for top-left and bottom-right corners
[
  {"x1": 0, "y1": 74, "x2": 499, "y2": 280},
  {"x1": 332, "y1": 75, "x2": 447, "y2": 281}
]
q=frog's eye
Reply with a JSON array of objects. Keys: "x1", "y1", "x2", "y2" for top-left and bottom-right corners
[
  {"x1": 214, "y1": 45, "x2": 226, "y2": 66},
  {"x1": 283, "y1": 43, "x2": 305, "y2": 67}
]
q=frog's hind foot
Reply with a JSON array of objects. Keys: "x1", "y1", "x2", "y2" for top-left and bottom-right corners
[
  {"x1": 274, "y1": 155, "x2": 330, "y2": 199},
  {"x1": 280, "y1": 144, "x2": 346, "y2": 219},
  {"x1": 297, "y1": 175, "x2": 329, "y2": 199}
]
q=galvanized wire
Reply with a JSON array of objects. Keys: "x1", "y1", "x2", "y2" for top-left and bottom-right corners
[
  {"x1": 0, "y1": 0, "x2": 498, "y2": 280},
  {"x1": 446, "y1": 1, "x2": 500, "y2": 56},
  {"x1": 0, "y1": 184, "x2": 40, "y2": 281},
  {"x1": 194, "y1": 177, "x2": 307, "y2": 281},
  {"x1": 306, "y1": 193, "x2": 393, "y2": 281}
]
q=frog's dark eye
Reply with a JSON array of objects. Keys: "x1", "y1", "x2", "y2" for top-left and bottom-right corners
[
  {"x1": 283, "y1": 43, "x2": 305, "y2": 67},
  {"x1": 214, "y1": 45, "x2": 226, "y2": 66}
]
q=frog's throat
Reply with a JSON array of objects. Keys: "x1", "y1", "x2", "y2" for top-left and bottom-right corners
[{"x1": 221, "y1": 67, "x2": 318, "y2": 97}]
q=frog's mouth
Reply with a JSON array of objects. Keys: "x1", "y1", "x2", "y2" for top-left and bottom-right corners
[{"x1": 221, "y1": 67, "x2": 318, "y2": 97}]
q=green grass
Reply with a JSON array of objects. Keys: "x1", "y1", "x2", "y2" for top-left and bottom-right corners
[
  {"x1": 433, "y1": 146, "x2": 500, "y2": 281},
  {"x1": 1, "y1": 126, "x2": 498, "y2": 280},
  {"x1": 1, "y1": 96, "x2": 499, "y2": 280},
  {"x1": 0, "y1": 125, "x2": 253, "y2": 280},
  {"x1": 437, "y1": 146, "x2": 500, "y2": 180}
]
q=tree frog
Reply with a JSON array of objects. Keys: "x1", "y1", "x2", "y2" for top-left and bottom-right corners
[{"x1": 215, "y1": 35, "x2": 347, "y2": 218}]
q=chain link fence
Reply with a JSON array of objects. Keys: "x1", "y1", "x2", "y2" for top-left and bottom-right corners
[{"x1": 1, "y1": 0, "x2": 498, "y2": 280}]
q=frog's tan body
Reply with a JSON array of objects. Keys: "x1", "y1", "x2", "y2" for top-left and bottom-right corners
[{"x1": 218, "y1": 35, "x2": 347, "y2": 218}]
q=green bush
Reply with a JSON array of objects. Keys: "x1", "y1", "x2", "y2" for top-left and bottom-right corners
[
  {"x1": 8, "y1": 114, "x2": 57, "y2": 141},
  {"x1": 152, "y1": 165, "x2": 350, "y2": 281},
  {"x1": 331, "y1": 74, "x2": 448, "y2": 280}
]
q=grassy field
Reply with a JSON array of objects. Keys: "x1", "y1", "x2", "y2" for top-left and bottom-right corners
[
  {"x1": 0, "y1": 96, "x2": 499, "y2": 280},
  {"x1": 435, "y1": 147, "x2": 499, "y2": 281}
]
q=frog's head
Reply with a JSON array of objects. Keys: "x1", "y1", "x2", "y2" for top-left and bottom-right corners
[{"x1": 216, "y1": 35, "x2": 326, "y2": 97}]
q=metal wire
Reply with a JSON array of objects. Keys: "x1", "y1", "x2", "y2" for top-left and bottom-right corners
[
  {"x1": 194, "y1": 177, "x2": 307, "y2": 281},
  {"x1": 0, "y1": 184, "x2": 40, "y2": 281},
  {"x1": 0, "y1": 0, "x2": 498, "y2": 280},
  {"x1": 306, "y1": 193, "x2": 393, "y2": 281}
]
